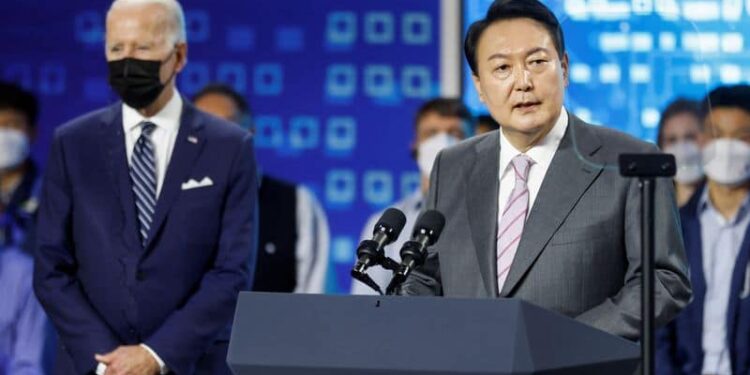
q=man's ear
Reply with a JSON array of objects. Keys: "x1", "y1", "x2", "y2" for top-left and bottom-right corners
[
  {"x1": 174, "y1": 42, "x2": 188, "y2": 73},
  {"x1": 561, "y1": 52, "x2": 569, "y2": 87},
  {"x1": 471, "y1": 74, "x2": 485, "y2": 103}
]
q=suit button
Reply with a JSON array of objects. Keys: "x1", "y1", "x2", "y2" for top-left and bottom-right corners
[
  {"x1": 265, "y1": 243, "x2": 276, "y2": 254},
  {"x1": 136, "y1": 271, "x2": 145, "y2": 281}
]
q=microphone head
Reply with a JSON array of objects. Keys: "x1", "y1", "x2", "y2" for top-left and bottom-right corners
[
  {"x1": 373, "y1": 208, "x2": 407, "y2": 244},
  {"x1": 413, "y1": 210, "x2": 446, "y2": 245}
]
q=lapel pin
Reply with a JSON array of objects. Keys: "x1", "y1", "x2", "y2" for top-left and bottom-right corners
[{"x1": 187, "y1": 136, "x2": 198, "y2": 144}]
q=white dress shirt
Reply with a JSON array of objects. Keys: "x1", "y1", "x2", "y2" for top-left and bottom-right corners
[
  {"x1": 699, "y1": 188, "x2": 750, "y2": 375},
  {"x1": 293, "y1": 186, "x2": 330, "y2": 293},
  {"x1": 497, "y1": 108, "x2": 568, "y2": 216},
  {"x1": 122, "y1": 89, "x2": 182, "y2": 198},
  {"x1": 351, "y1": 190, "x2": 424, "y2": 295}
]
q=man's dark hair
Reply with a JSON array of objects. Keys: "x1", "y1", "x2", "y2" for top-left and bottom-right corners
[
  {"x1": 0, "y1": 81, "x2": 39, "y2": 127},
  {"x1": 477, "y1": 114, "x2": 500, "y2": 131},
  {"x1": 414, "y1": 98, "x2": 473, "y2": 129},
  {"x1": 656, "y1": 98, "x2": 701, "y2": 147},
  {"x1": 701, "y1": 85, "x2": 750, "y2": 120},
  {"x1": 464, "y1": 0, "x2": 565, "y2": 76},
  {"x1": 192, "y1": 83, "x2": 252, "y2": 120}
]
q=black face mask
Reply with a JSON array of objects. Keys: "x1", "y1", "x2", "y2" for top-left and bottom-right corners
[{"x1": 108, "y1": 51, "x2": 175, "y2": 109}]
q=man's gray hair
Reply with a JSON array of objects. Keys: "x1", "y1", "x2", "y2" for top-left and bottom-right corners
[{"x1": 108, "y1": 0, "x2": 187, "y2": 45}]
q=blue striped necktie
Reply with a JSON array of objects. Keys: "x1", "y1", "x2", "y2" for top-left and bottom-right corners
[{"x1": 130, "y1": 121, "x2": 157, "y2": 246}]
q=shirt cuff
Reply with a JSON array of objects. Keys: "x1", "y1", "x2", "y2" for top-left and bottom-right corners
[{"x1": 140, "y1": 343, "x2": 169, "y2": 374}]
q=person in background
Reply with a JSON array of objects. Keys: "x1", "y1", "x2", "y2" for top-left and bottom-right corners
[
  {"x1": 33, "y1": 1, "x2": 257, "y2": 374},
  {"x1": 657, "y1": 98, "x2": 705, "y2": 207},
  {"x1": 0, "y1": 80, "x2": 50, "y2": 375},
  {"x1": 0, "y1": 81, "x2": 41, "y2": 253},
  {"x1": 657, "y1": 85, "x2": 750, "y2": 375},
  {"x1": 193, "y1": 83, "x2": 330, "y2": 294},
  {"x1": 476, "y1": 114, "x2": 500, "y2": 135},
  {"x1": 351, "y1": 98, "x2": 473, "y2": 295}
]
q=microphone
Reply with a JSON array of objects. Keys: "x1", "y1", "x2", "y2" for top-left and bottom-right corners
[
  {"x1": 386, "y1": 210, "x2": 445, "y2": 294},
  {"x1": 351, "y1": 208, "x2": 407, "y2": 275}
]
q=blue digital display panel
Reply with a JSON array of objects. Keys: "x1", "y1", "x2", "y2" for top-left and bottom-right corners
[{"x1": 464, "y1": 0, "x2": 750, "y2": 141}]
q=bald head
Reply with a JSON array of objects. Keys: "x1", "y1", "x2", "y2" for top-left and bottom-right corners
[
  {"x1": 107, "y1": 0, "x2": 186, "y2": 47},
  {"x1": 105, "y1": 0, "x2": 188, "y2": 66}
]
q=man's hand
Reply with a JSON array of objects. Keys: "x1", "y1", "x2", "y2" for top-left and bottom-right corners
[{"x1": 95, "y1": 345, "x2": 160, "y2": 375}]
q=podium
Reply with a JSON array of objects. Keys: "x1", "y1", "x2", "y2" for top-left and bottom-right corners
[{"x1": 227, "y1": 292, "x2": 639, "y2": 375}]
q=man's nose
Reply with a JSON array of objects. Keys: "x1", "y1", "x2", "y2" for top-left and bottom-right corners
[{"x1": 513, "y1": 68, "x2": 532, "y2": 91}]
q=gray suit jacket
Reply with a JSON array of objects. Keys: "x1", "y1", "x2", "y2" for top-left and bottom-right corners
[{"x1": 400, "y1": 114, "x2": 692, "y2": 340}]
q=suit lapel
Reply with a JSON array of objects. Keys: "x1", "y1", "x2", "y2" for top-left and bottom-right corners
[
  {"x1": 144, "y1": 102, "x2": 205, "y2": 250},
  {"x1": 500, "y1": 115, "x2": 604, "y2": 297},
  {"x1": 100, "y1": 104, "x2": 142, "y2": 252},
  {"x1": 465, "y1": 134, "x2": 501, "y2": 296},
  {"x1": 726, "y1": 211, "x2": 750, "y2": 356}
]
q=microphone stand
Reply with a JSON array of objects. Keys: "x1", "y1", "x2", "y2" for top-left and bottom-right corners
[
  {"x1": 351, "y1": 271, "x2": 384, "y2": 295},
  {"x1": 385, "y1": 275, "x2": 403, "y2": 296},
  {"x1": 350, "y1": 250, "x2": 402, "y2": 295},
  {"x1": 618, "y1": 153, "x2": 675, "y2": 375},
  {"x1": 385, "y1": 241, "x2": 428, "y2": 295}
]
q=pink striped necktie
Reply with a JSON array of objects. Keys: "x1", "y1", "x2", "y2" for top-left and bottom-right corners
[{"x1": 496, "y1": 154, "x2": 534, "y2": 294}]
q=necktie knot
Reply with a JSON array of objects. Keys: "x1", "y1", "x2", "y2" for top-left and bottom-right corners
[
  {"x1": 510, "y1": 154, "x2": 534, "y2": 184},
  {"x1": 139, "y1": 121, "x2": 156, "y2": 137}
]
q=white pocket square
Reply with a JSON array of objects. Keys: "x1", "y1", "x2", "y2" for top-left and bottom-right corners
[{"x1": 181, "y1": 177, "x2": 214, "y2": 190}]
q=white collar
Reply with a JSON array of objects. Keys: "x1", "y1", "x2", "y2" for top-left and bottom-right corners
[
  {"x1": 499, "y1": 107, "x2": 568, "y2": 177},
  {"x1": 698, "y1": 185, "x2": 750, "y2": 225},
  {"x1": 122, "y1": 88, "x2": 183, "y2": 134}
]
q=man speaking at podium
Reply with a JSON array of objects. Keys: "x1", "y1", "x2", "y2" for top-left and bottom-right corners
[{"x1": 399, "y1": 0, "x2": 691, "y2": 340}]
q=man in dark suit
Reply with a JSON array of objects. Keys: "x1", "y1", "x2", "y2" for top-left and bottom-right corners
[
  {"x1": 33, "y1": 1, "x2": 257, "y2": 374},
  {"x1": 400, "y1": 0, "x2": 691, "y2": 340},
  {"x1": 657, "y1": 85, "x2": 750, "y2": 375}
]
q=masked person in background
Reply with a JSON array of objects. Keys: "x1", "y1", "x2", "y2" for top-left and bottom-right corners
[
  {"x1": 657, "y1": 98, "x2": 705, "y2": 207},
  {"x1": 657, "y1": 85, "x2": 750, "y2": 375},
  {"x1": 0, "y1": 80, "x2": 49, "y2": 375},
  {"x1": 33, "y1": 1, "x2": 257, "y2": 374},
  {"x1": 0, "y1": 81, "x2": 40, "y2": 253},
  {"x1": 351, "y1": 98, "x2": 474, "y2": 295}
]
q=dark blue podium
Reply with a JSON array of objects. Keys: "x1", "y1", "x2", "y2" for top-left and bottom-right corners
[{"x1": 227, "y1": 292, "x2": 639, "y2": 375}]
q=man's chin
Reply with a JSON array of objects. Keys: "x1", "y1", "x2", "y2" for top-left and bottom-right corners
[{"x1": 506, "y1": 115, "x2": 548, "y2": 135}]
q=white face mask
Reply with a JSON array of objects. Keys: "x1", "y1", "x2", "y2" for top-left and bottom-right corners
[
  {"x1": 702, "y1": 138, "x2": 750, "y2": 186},
  {"x1": 0, "y1": 128, "x2": 30, "y2": 170},
  {"x1": 417, "y1": 133, "x2": 459, "y2": 177},
  {"x1": 662, "y1": 141, "x2": 704, "y2": 184}
]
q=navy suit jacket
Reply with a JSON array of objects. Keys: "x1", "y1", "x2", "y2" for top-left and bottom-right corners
[
  {"x1": 657, "y1": 185, "x2": 750, "y2": 374},
  {"x1": 33, "y1": 100, "x2": 257, "y2": 374}
]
